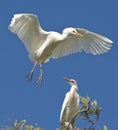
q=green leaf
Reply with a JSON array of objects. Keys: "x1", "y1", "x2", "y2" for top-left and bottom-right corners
[{"x1": 104, "y1": 125, "x2": 108, "y2": 130}]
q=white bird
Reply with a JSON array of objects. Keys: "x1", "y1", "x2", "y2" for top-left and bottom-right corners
[
  {"x1": 60, "y1": 77, "x2": 80, "y2": 129},
  {"x1": 8, "y1": 13, "x2": 113, "y2": 86}
]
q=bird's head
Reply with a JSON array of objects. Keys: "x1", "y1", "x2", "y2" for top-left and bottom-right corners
[
  {"x1": 63, "y1": 27, "x2": 84, "y2": 38},
  {"x1": 64, "y1": 77, "x2": 78, "y2": 90}
]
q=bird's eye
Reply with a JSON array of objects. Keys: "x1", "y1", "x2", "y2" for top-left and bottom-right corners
[
  {"x1": 71, "y1": 80, "x2": 75, "y2": 83},
  {"x1": 72, "y1": 30, "x2": 76, "y2": 33}
]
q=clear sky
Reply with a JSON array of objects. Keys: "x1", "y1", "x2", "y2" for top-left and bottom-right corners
[{"x1": 0, "y1": 0, "x2": 117, "y2": 129}]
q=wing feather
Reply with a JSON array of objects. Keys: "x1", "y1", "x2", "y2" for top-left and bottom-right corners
[
  {"x1": 8, "y1": 14, "x2": 47, "y2": 53},
  {"x1": 51, "y1": 28, "x2": 113, "y2": 59},
  {"x1": 60, "y1": 92, "x2": 70, "y2": 122}
]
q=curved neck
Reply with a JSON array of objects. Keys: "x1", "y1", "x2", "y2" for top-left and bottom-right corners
[
  {"x1": 60, "y1": 33, "x2": 69, "y2": 41},
  {"x1": 71, "y1": 85, "x2": 78, "y2": 92}
]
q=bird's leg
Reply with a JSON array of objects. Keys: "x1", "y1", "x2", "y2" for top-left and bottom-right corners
[
  {"x1": 36, "y1": 63, "x2": 43, "y2": 86},
  {"x1": 25, "y1": 61, "x2": 37, "y2": 81}
]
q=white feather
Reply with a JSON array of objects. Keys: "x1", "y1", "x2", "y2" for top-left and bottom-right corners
[
  {"x1": 51, "y1": 28, "x2": 113, "y2": 59},
  {"x1": 8, "y1": 14, "x2": 48, "y2": 54}
]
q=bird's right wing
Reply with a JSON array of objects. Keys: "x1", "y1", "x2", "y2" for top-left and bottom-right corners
[
  {"x1": 51, "y1": 28, "x2": 113, "y2": 59},
  {"x1": 60, "y1": 92, "x2": 70, "y2": 123},
  {"x1": 8, "y1": 14, "x2": 48, "y2": 53}
]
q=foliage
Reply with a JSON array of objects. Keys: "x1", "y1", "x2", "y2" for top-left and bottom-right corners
[
  {"x1": 0, "y1": 120, "x2": 41, "y2": 130},
  {"x1": 80, "y1": 96, "x2": 102, "y2": 130},
  {"x1": 103, "y1": 125, "x2": 108, "y2": 130},
  {"x1": 0, "y1": 97, "x2": 108, "y2": 130},
  {"x1": 58, "y1": 96, "x2": 108, "y2": 130}
]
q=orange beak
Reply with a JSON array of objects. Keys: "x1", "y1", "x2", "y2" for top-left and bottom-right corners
[
  {"x1": 64, "y1": 77, "x2": 71, "y2": 82},
  {"x1": 76, "y1": 32, "x2": 84, "y2": 38}
]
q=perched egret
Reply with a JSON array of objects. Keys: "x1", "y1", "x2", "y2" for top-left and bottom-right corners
[
  {"x1": 8, "y1": 14, "x2": 113, "y2": 86},
  {"x1": 60, "y1": 77, "x2": 80, "y2": 129}
]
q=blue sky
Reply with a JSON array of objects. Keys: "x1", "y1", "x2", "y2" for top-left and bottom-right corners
[{"x1": 0, "y1": 0, "x2": 117, "y2": 129}]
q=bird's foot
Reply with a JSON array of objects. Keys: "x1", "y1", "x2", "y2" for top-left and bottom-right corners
[
  {"x1": 25, "y1": 71, "x2": 34, "y2": 82},
  {"x1": 36, "y1": 74, "x2": 43, "y2": 86}
]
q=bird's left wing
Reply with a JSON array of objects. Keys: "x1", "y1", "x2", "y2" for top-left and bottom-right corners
[
  {"x1": 60, "y1": 92, "x2": 70, "y2": 122},
  {"x1": 8, "y1": 14, "x2": 48, "y2": 54},
  {"x1": 51, "y1": 28, "x2": 113, "y2": 59}
]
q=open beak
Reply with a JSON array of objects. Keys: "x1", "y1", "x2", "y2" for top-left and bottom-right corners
[{"x1": 64, "y1": 77, "x2": 71, "y2": 82}]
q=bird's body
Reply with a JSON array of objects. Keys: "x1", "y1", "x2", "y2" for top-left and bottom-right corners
[
  {"x1": 8, "y1": 13, "x2": 113, "y2": 85},
  {"x1": 60, "y1": 87, "x2": 80, "y2": 122},
  {"x1": 28, "y1": 32, "x2": 56, "y2": 63},
  {"x1": 60, "y1": 78, "x2": 80, "y2": 129}
]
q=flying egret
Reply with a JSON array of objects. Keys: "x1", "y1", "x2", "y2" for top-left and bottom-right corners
[
  {"x1": 60, "y1": 77, "x2": 80, "y2": 129},
  {"x1": 8, "y1": 13, "x2": 113, "y2": 86}
]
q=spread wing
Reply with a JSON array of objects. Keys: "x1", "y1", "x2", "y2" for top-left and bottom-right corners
[
  {"x1": 60, "y1": 92, "x2": 70, "y2": 122},
  {"x1": 51, "y1": 28, "x2": 113, "y2": 59},
  {"x1": 8, "y1": 13, "x2": 48, "y2": 54}
]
